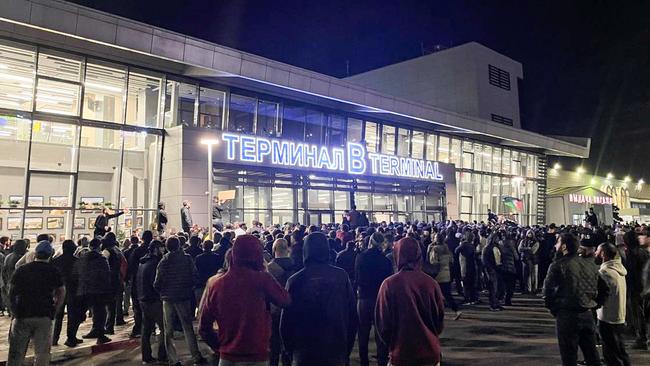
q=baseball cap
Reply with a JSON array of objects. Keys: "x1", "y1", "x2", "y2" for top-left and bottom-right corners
[{"x1": 35, "y1": 240, "x2": 54, "y2": 256}]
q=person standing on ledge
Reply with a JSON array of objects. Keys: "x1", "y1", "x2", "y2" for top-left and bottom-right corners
[
  {"x1": 180, "y1": 200, "x2": 193, "y2": 234},
  {"x1": 94, "y1": 207, "x2": 125, "y2": 238}
]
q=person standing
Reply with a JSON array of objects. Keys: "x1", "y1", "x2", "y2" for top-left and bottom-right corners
[
  {"x1": 51, "y1": 240, "x2": 82, "y2": 347},
  {"x1": 375, "y1": 237, "x2": 445, "y2": 366},
  {"x1": 543, "y1": 232, "x2": 608, "y2": 366},
  {"x1": 194, "y1": 240, "x2": 220, "y2": 308},
  {"x1": 539, "y1": 224, "x2": 557, "y2": 289},
  {"x1": 518, "y1": 229, "x2": 540, "y2": 294},
  {"x1": 78, "y1": 238, "x2": 112, "y2": 344},
  {"x1": 456, "y1": 230, "x2": 478, "y2": 304},
  {"x1": 93, "y1": 207, "x2": 125, "y2": 238},
  {"x1": 623, "y1": 230, "x2": 650, "y2": 350},
  {"x1": 102, "y1": 232, "x2": 127, "y2": 333},
  {"x1": 180, "y1": 200, "x2": 193, "y2": 234},
  {"x1": 157, "y1": 202, "x2": 168, "y2": 236},
  {"x1": 212, "y1": 196, "x2": 225, "y2": 232},
  {"x1": 355, "y1": 232, "x2": 392, "y2": 366},
  {"x1": 267, "y1": 238, "x2": 294, "y2": 366},
  {"x1": 127, "y1": 230, "x2": 153, "y2": 339},
  {"x1": 8, "y1": 241, "x2": 65, "y2": 366},
  {"x1": 137, "y1": 241, "x2": 167, "y2": 364},
  {"x1": 482, "y1": 233, "x2": 503, "y2": 311},
  {"x1": 154, "y1": 236, "x2": 206, "y2": 365},
  {"x1": 498, "y1": 231, "x2": 519, "y2": 306},
  {"x1": 2, "y1": 239, "x2": 28, "y2": 317},
  {"x1": 336, "y1": 241, "x2": 358, "y2": 287},
  {"x1": 199, "y1": 234, "x2": 291, "y2": 365},
  {"x1": 430, "y1": 233, "x2": 461, "y2": 317},
  {"x1": 596, "y1": 243, "x2": 630, "y2": 366}
]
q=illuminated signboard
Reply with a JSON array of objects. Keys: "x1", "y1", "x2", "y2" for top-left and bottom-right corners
[
  {"x1": 568, "y1": 193, "x2": 613, "y2": 205},
  {"x1": 217, "y1": 132, "x2": 454, "y2": 182}
]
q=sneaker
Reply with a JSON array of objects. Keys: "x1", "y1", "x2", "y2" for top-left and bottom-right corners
[
  {"x1": 96, "y1": 335, "x2": 112, "y2": 344},
  {"x1": 454, "y1": 311, "x2": 463, "y2": 320}
]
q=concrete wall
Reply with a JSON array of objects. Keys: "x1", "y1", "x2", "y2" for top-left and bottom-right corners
[{"x1": 346, "y1": 42, "x2": 523, "y2": 128}]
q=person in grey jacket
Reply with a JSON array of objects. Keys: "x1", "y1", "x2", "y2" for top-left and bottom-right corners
[
  {"x1": 153, "y1": 236, "x2": 205, "y2": 365},
  {"x1": 180, "y1": 200, "x2": 193, "y2": 234}
]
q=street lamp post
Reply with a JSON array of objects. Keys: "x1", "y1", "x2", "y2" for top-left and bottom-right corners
[{"x1": 201, "y1": 139, "x2": 219, "y2": 241}]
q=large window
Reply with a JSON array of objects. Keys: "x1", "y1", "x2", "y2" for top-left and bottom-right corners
[
  {"x1": 127, "y1": 71, "x2": 163, "y2": 128},
  {"x1": 396, "y1": 128, "x2": 410, "y2": 157},
  {"x1": 228, "y1": 94, "x2": 255, "y2": 134},
  {"x1": 438, "y1": 136, "x2": 449, "y2": 163},
  {"x1": 327, "y1": 115, "x2": 346, "y2": 147},
  {"x1": 381, "y1": 125, "x2": 396, "y2": 155},
  {"x1": 425, "y1": 134, "x2": 437, "y2": 161},
  {"x1": 0, "y1": 41, "x2": 35, "y2": 111},
  {"x1": 198, "y1": 87, "x2": 225, "y2": 130},
  {"x1": 347, "y1": 118, "x2": 362, "y2": 144},
  {"x1": 411, "y1": 131, "x2": 425, "y2": 159},
  {"x1": 164, "y1": 81, "x2": 196, "y2": 127},
  {"x1": 364, "y1": 121, "x2": 379, "y2": 153},
  {"x1": 281, "y1": 105, "x2": 305, "y2": 141},
  {"x1": 256, "y1": 100, "x2": 279, "y2": 137},
  {"x1": 83, "y1": 61, "x2": 126, "y2": 123},
  {"x1": 305, "y1": 109, "x2": 325, "y2": 144},
  {"x1": 36, "y1": 51, "x2": 82, "y2": 116}
]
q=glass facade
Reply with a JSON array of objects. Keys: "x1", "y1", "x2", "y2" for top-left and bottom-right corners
[
  {"x1": 0, "y1": 41, "x2": 164, "y2": 242},
  {"x1": 0, "y1": 37, "x2": 546, "y2": 238}
]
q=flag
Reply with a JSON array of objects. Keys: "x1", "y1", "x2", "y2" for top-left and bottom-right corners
[{"x1": 503, "y1": 196, "x2": 524, "y2": 212}]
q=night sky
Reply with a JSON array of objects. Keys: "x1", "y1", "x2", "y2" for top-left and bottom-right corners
[{"x1": 71, "y1": 0, "x2": 650, "y2": 179}]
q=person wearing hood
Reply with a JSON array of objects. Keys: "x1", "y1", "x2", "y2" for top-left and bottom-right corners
[
  {"x1": 137, "y1": 240, "x2": 167, "y2": 364},
  {"x1": 77, "y1": 238, "x2": 112, "y2": 344},
  {"x1": 375, "y1": 237, "x2": 445, "y2": 366},
  {"x1": 280, "y1": 232, "x2": 357, "y2": 366},
  {"x1": 335, "y1": 241, "x2": 358, "y2": 287},
  {"x1": 267, "y1": 238, "x2": 294, "y2": 366},
  {"x1": 52, "y1": 240, "x2": 82, "y2": 347},
  {"x1": 518, "y1": 229, "x2": 540, "y2": 294},
  {"x1": 102, "y1": 232, "x2": 127, "y2": 333},
  {"x1": 595, "y1": 243, "x2": 630, "y2": 366},
  {"x1": 354, "y1": 232, "x2": 392, "y2": 366},
  {"x1": 1, "y1": 239, "x2": 28, "y2": 317},
  {"x1": 199, "y1": 234, "x2": 290, "y2": 365},
  {"x1": 456, "y1": 230, "x2": 478, "y2": 304}
]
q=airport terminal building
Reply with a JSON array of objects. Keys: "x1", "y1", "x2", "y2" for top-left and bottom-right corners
[{"x1": 0, "y1": 0, "x2": 589, "y2": 239}]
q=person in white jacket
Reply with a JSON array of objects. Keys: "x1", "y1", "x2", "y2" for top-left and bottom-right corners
[{"x1": 595, "y1": 243, "x2": 630, "y2": 366}]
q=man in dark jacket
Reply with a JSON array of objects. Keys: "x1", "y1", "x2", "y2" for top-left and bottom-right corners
[
  {"x1": 355, "y1": 232, "x2": 392, "y2": 366},
  {"x1": 127, "y1": 231, "x2": 153, "y2": 339},
  {"x1": 157, "y1": 202, "x2": 168, "y2": 236},
  {"x1": 180, "y1": 200, "x2": 193, "y2": 234},
  {"x1": 268, "y1": 238, "x2": 294, "y2": 366},
  {"x1": 280, "y1": 232, "x2": 358, "y2": 366},
  {"x1": 137, "y1": 241, "x2": 167, "y2": 364},
  {"x1": 539, "y1": 224, "x2": 557, "y2": 287},
  {"x1": 375, "y1": 237, "x2": 445, "y2": 366},
  {"x1": 482, "y1": 233, "x2": 503, "y2": 311},
  {"x1": 543, "y1": 232, "x2": 609, "y2": 366},
  {"x1": 93, "y1": 207, "x2": 125, "y2": 238},
  {"x1": 154, "y1": 236, "x2": 205, "y2": 365},
  {"x1": 194, "y1": 240, "x2": 220, "y2": 306},
  {"x1": 185, "y1": 235, "x2": 203, "y2": 259},
  {"x1": 336, "y1": 241, "x2": 358, "y2": 286},
  {"x1": 102, "y1": 233, "x2": 126, "y2": 333},
  {"x1": 78, "y1": 238, "x2": 112, "y2": 344},
  {"x1": 2, "y1": 239, "x2": 28, "y2": 317},
  {"x1": 52, "y1": 240, "x2": 82, "y2": 347}
]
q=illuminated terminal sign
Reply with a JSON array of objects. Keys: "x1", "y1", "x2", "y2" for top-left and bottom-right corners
[
  {"x1": 218, "y1": 133, "x2": 454, "y2": 182},
  {"x1": 568, "y1": 193, "x2": 613, "y2": 205}
]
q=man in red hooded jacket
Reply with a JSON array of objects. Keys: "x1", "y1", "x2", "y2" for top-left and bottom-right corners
[
  {"x1": 375, "y1": 237, "x2": 445, "y2": 366},
  {"x1": 198, "y1": 234, "x2": 291, "y2": 365}
]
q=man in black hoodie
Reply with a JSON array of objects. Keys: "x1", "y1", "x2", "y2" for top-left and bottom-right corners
[
  {"x1": 280, "y1": 232, "x2": 358, "y2": 366},
  {"x1": 335, "y1": 241, "x2": 358, "y2": 287},
  {"x1": 127, "y1": 230, "x2": 153, "y2": 339},
  {"x1": 78, "y1": 238, "x2": 112, "y2": 344},
  {"x1": 137, "y1": 240, "x2": 167, "y2": 364},
  {"x1": 268, "y1": 238, "x2": 294, "y2": 366},
  {"x1": 52, "y1": 240, "x2": 81, "y2": 347}
]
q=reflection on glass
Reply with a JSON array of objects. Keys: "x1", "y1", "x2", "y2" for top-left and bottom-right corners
[
  {"x1": 381, "y1": 125, "x2": 395, "y2": 155},
  {"x1": 305, "y1": 109, "x2": 324, "y2": 144},
  {"x1": 198, "y1": 87, "x2": 225, "y2": 130},
  {"x1": 438, "y1": 136, "x2": 449, "y2": 163},
  {"x1": 328, "y1": 115, "x2": 346, "y2": 147},
  {"x1": 38, "y1": 51, "x2": 82, "y2": 82},
  {"x1": 127, "y1": 71, "x2": 163, "y2": 128},
  {"x1": 164, "y1": 81, "x2": 196, "y2": 127},
  {"x1": 281, "y1": 105, "x2": 305, "y2": 141},
  {"x1": 425, "y1": 134, "x2": 437, "y2": 161},
  {"x1": 450, "y1": 139, "x2": 461, "y2": 166},
  {"x1": 0, "y1": 42, "x2": 35, "y2": 111},
  {"x1": 83, "y1": 62, "x2": 126, "y2": 123},
  {"x1": 397, "y1": 128, "x2": 410, "y2": 157}
]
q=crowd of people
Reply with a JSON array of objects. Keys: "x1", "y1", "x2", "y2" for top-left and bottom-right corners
[{"x1": 0, "y1": 206, "x2": 649, "y2": 366}]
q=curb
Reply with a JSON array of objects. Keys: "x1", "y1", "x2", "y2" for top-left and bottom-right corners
[{"x1": 0, "y1": 338, "x2": 140, "y2": 366}]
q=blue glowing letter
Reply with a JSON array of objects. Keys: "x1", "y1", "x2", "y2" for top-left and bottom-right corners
[
  {"x1": 240, "y1": 136, "x2": 257, "y2": 162},
  {"x1": 272, "y1": 140, "x2": 289, "y2": 165},
  {"x1": 222, "y1": 133, "x2": 240, "y2": 160},
  {"x1": 347, "y1": 143, "x2": 366, "y2": 175},
  {"x1": 256, "y1": 138, "x2": 271, "y2": 162}
]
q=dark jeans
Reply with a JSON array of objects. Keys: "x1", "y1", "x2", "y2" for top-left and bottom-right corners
[
  {"x1": 556, "y1": 310, "x2": 600, "y2": 366},
  {"x1": 357, "y1": 297, "x2": 388, "y2": 366},
  {"x1": 270, "y1": 310, "x2": 291, "y2": 366},
  {"x1": 498, "y1": 272, "x2": 516, "y2": 305},
  {"x1": 630, "y1": 293, "x2": 648, "y2": 343},
  {"x1": 599, "y1": 321, "x2": 630, "y2": 366},
  {"x1": 53, "y1": 297, "x2": 84, "y2": 343},
  {"x1": 140, "y1": 300, "x2": 167, "y2": 362},
  {"x1": 106, "y1": 290, "x2": 122, "y2": 332},
  {"x1": 131, "y1": 286, "x2": 142, "y2": 335},
  {"x1": 462, "y1": 273, "x2": 477, "y2": 303},
  {"x1": 86, "y1": 294, "x2": 109, "y2": 336},
  {"x1": 438, "y1": 282, "x2": 459, "y2": 312}
]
